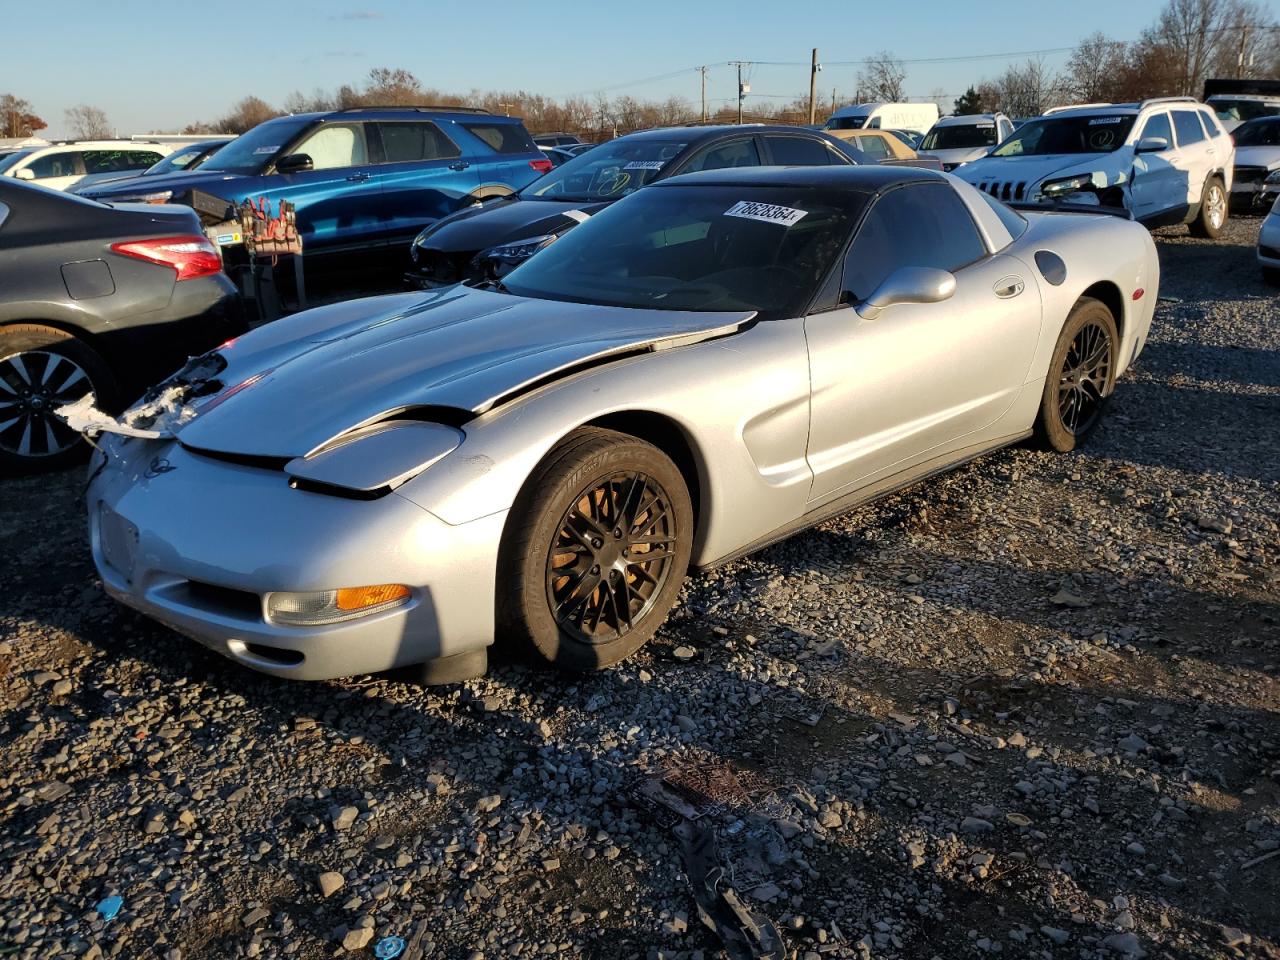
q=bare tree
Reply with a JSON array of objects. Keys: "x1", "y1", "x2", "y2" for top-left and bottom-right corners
[
  {"x1": 64, "y1": 104, "x2": 112, "y2": 139},
  {"x1": 1152, "y1": 0, "x2": 1228, "y2": 95},
  {"x1": 995, "y1": 58, "x2": 1067, "y2": 117},
  {"x1": 1065, "y1": 33, "x2": 1132, "y2": 102},
  {"x1": 857, "y1": 51, "x2": 907, "y2": 102},
  {"x1": 1212, "y1": 0, "x2": 1280, "y2": 78},
  {"x1": 216, "y1": 96, "x2": 279, "y2": 134},
  {"x1": 0, "y1": 94, "x2": 46, "y2": 137}
]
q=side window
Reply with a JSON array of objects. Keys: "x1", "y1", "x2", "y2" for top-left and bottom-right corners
[
  {"x1": 765, "y1": 135, "x2": 833, "y2": 166},
  {"x1": 295, "y1": 123, "x2": 368, "y2": 171},
  {"x1": 1172, "y1": 110, "x2": 1205, "y2": 146},
  {"x1": 1139, "y1": 112, "x2": 1173, "y2": 147},
  {"x1": 683, "y1": 138, "x2": 761, "y2": 172},
  {"x1": 377, "y1": 122, "x2": 461, "y2": 163},
  {"x1": 461, "y1": 122, "x2": 539, "y2": 155},
  {"x1": 129, "y1": 151, "x2": 164, "y2": 168},
  {"x1": 858, "y1": 136, "x2": 890, "y2": 161},
  {"x1": 842, "y1": 183, "x2": 987, "y2": 302},
  {"x1": 28, "y1": 152, "x2": 81, "y2": 179},
  {"x1": 1197, "y1": 109, "x2": 1222, "y2": 139}
]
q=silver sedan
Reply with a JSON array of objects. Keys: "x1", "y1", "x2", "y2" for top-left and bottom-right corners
[{"x1": 76, "y1": 166, "x2": 1159, "y2": 683}]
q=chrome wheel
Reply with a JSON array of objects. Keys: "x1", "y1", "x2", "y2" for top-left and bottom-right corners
[
  {"x1": 546, "y1": 471, "x2": 677, "y2": 644},
  {"x1": 1057, "y1": 321, "x2": 1112, "y2": 436},
  {"x1": 0, "y1": 350, "x2": 92, "y2": 459},
  {"x1": 1206, "y1": 183, "x2": 1226, "y2": 230}
]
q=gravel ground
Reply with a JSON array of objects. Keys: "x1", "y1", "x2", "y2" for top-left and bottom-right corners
[{"x1": 2, "y1": 216, "x2": 1278, "y2": 960}]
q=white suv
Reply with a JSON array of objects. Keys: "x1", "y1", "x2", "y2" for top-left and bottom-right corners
[
  {"x1": 957, "y1": 98, "x2": 1235, "y2": 239},
  {"x1": 0, "y1": 140, "x2": 173, "y2": 192},
  {"x1": 919, "y1": 113, "x2": 1016, "y2": 171}
]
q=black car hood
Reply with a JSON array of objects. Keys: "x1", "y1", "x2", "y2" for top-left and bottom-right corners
[
  {"x1": 81, "y1": 169, "x2": 246, "y2": 200},
  {"x1": 415, "y1": 197, "x2": 613, "y2": 253}
]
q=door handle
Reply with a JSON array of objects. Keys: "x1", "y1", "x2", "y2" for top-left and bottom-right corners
[
  {"x1": 346, "y1": 172, "x2": 371, "y2": 182},
  {"x1": 994, "y1": 276, "x2": 1024, "y2": 299},
  {"x1": 449, "y1": 161, "x2": 471, "y2": 171}
]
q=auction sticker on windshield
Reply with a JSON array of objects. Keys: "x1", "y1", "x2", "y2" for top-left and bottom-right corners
[
  {"x1": 724, "y1": 201, "x2": 808, "y2": 226},
  {"x1": 624, "y1": 161, "x2": 665, "y2": 170},
  {"x1": 1088, "y1": 117, "x2": 1125, "y2": 125}
]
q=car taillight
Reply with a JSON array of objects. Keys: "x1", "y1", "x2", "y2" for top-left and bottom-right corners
[
  {"x1": 530, "y1": 158, "x2": 553, "y2": 174},
  {"x1": 110, "y1": 235, "x2": 222, "y2": 281}
]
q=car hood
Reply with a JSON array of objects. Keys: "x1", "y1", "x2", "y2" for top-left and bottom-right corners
[
  {"x1": 414, "y1": 197, "x2": 612, "y2": 253},
  {"x1": 81, "y1": 169, "x2": 244, "y2": 199},
  {"x1": 173, "y1": 286, "x2": 754, "y2": 458},
  {"x1": 958, "y1": 153, "x2": 1117, "y2": 186},
  {"x1": 927, "y1": 146, "x2": 993, "y2": 165},
  {"x1": 1234, "y1": 145, "x2": 1280, "y2": 168}
]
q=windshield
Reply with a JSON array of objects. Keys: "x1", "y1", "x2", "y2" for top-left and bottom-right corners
[
  {"x1": 522, "y1": 138, "x2": 688, "y2": 202},
  {"x1": 992, "y1": 115, "x2": 1136, "y2": 156},
  {"x1": 502, "y1": 185, "x2": 865, "y2": 321},
  {"x1": 1233, "y1": 119, "x2": 1280, "y2": 146},
  {"x1": 922, "y1": 123, "x2": 999, "y2": 151},
  {"x1": 826, "y1": 116, "x2": 867, "y2": 130},
  {"x1": 146, "y1": 143, "x2": 224, "y2": 176},
  {"x1": 200, "y1": 120, "x2": 312, "y2": 175},
  {"x1": 1211, "y1": 99, "x2": 1280, "y2": 124},
  {"x1": 0, "y1": 150, "x2": 33, "y2": 173}
]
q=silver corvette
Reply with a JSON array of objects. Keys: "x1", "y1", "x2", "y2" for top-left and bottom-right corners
[{"x1": 78, "y1": 166, "x2": 1158, "y2": 683}]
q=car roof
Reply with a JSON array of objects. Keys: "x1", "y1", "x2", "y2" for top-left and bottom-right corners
[
  {"x1": 619, "y1": 124, "x2": 827, "y2": 143},
  {"x1": 279, "y1": 107, "x2": 526, "y2": 123},
  {"x1": 935, "y1": 114, "x2": 1001, "y2": 126},
  {"x1": 29, "y1": 140, "x2": 169, "y2": 151},
  {"x1": 655, "y1": 164, "x2": 948, "y2": 193}
]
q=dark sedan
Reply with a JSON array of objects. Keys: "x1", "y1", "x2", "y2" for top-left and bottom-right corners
[
  {"x1": 0, "y1": 180, "x2": 243, "y2": 472},
  {"x1": 407, "y1": 124, "x2": 865, "y2": 286}
]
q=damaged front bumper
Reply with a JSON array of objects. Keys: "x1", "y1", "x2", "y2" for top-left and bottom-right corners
[{"x1": 84, "y1": 436, "x2": 505, "y2": 681}]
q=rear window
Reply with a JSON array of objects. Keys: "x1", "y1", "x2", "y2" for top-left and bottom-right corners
[
  {"x1": 858, "y1": 136, "x2": 890, "y2": 160},
  {"x1": 766, "y1": 135, "x2": 840, "y2": 165},
  {"x1": 462, "y1": 122, "x2": 538, "y2": 155}
]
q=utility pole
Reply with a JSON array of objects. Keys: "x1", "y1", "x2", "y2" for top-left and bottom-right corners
[
  {"x1": 831, "y1": 87, "x2": 837, "y2": 116},
  {"x1": 808, "y1": 48, "x2": 819, "y2": 125},
  {"x1": 700, "y1": 66, "x2": 708, "y2": 123},
  {"x1": 730, "y1": 61, "x2": 750, "y2": 124}
]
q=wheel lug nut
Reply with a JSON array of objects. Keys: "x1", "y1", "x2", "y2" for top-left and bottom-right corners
[
  {"x1": 591, "y1": 565, "x2": 600, "y2": 574},
  {"x1": 613, "y1": 528, "x2": 622, "y2": 538}
]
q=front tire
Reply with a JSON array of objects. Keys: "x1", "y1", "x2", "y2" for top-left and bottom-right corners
[
  {"x1": 0, "y1": 324, "x2": 117, "y2": 474},
  {"x1": 497, "y1": 427, "x2": 693, "y2": 672},
  {"x1": 1189, "y1": 175, "x2": 1227, "y2": 239},
  {"x1": 1034, "y1": 298, "x2": 1118, "y2": 453}
]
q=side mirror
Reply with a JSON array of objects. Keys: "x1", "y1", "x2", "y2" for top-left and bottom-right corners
[
  {"x1": 275, "y1": 153, "x2": 314, "y2": 175},
  {"x1": 1135, "y1": 137, "x2": 1169, "y2": 154},
  {"x1": 14, "y1": 168, "x2": 35, "y2": 181},
  {"x1": 855, "y1": 266, "x2": 956, "y2": 320}
]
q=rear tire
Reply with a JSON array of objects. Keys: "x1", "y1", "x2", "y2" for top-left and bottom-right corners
[
  {"x1": 0, "y1": 324, "x2": 117, "y2": 474},
  {"x1": 1033, "y1": 298, "x2": 1118, "y2": 453},
  {"x1": 497, "y1": 427, "x2": 693, "y2": 672},
  {"x1": 1189, "y1": 175, "x2": 1227, "y2": 239}
]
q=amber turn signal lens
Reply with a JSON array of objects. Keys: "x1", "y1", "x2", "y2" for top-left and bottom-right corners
[{"x1": 335, "y1": 584, "x2": 411, "y2": 611}]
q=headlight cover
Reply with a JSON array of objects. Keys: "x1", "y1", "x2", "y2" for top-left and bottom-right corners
[
  {"x1": 1264, "y1": 169, "x2": 1280, "y2": 184},
  {"x1": 480, "y1": 234, "x2": 557, "y2": 262},
  {"x1": 132, "y1": 190, "x2": 174, "y2": 204},
  {"x1": 1038, "y1": 174, "x2": 1097, "y2": 200},
  {"x1": 286, "y1": 420, "x2": 464, "y2": 495}
]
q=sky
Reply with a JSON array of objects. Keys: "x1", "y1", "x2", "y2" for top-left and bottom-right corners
[{"x1": 8, "y1": 0, "x2": 1171, "y2": 138}]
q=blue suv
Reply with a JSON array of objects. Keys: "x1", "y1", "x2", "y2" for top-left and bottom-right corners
[{"x1": 79, "y1": 107, "x2": 552, "y2": 256}]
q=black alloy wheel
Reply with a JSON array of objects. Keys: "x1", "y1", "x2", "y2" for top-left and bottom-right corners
[{"x1": 546, "y1": 471, "x2": 678, "y2": 645}]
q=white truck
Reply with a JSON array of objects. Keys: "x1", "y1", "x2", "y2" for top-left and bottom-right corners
[
  {"x1": 1203, "y1": 78, "x2": 1280, "y2": 132},
  {"x1": 824, "y1": 102, "x2": 940, "y2": 136}
]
